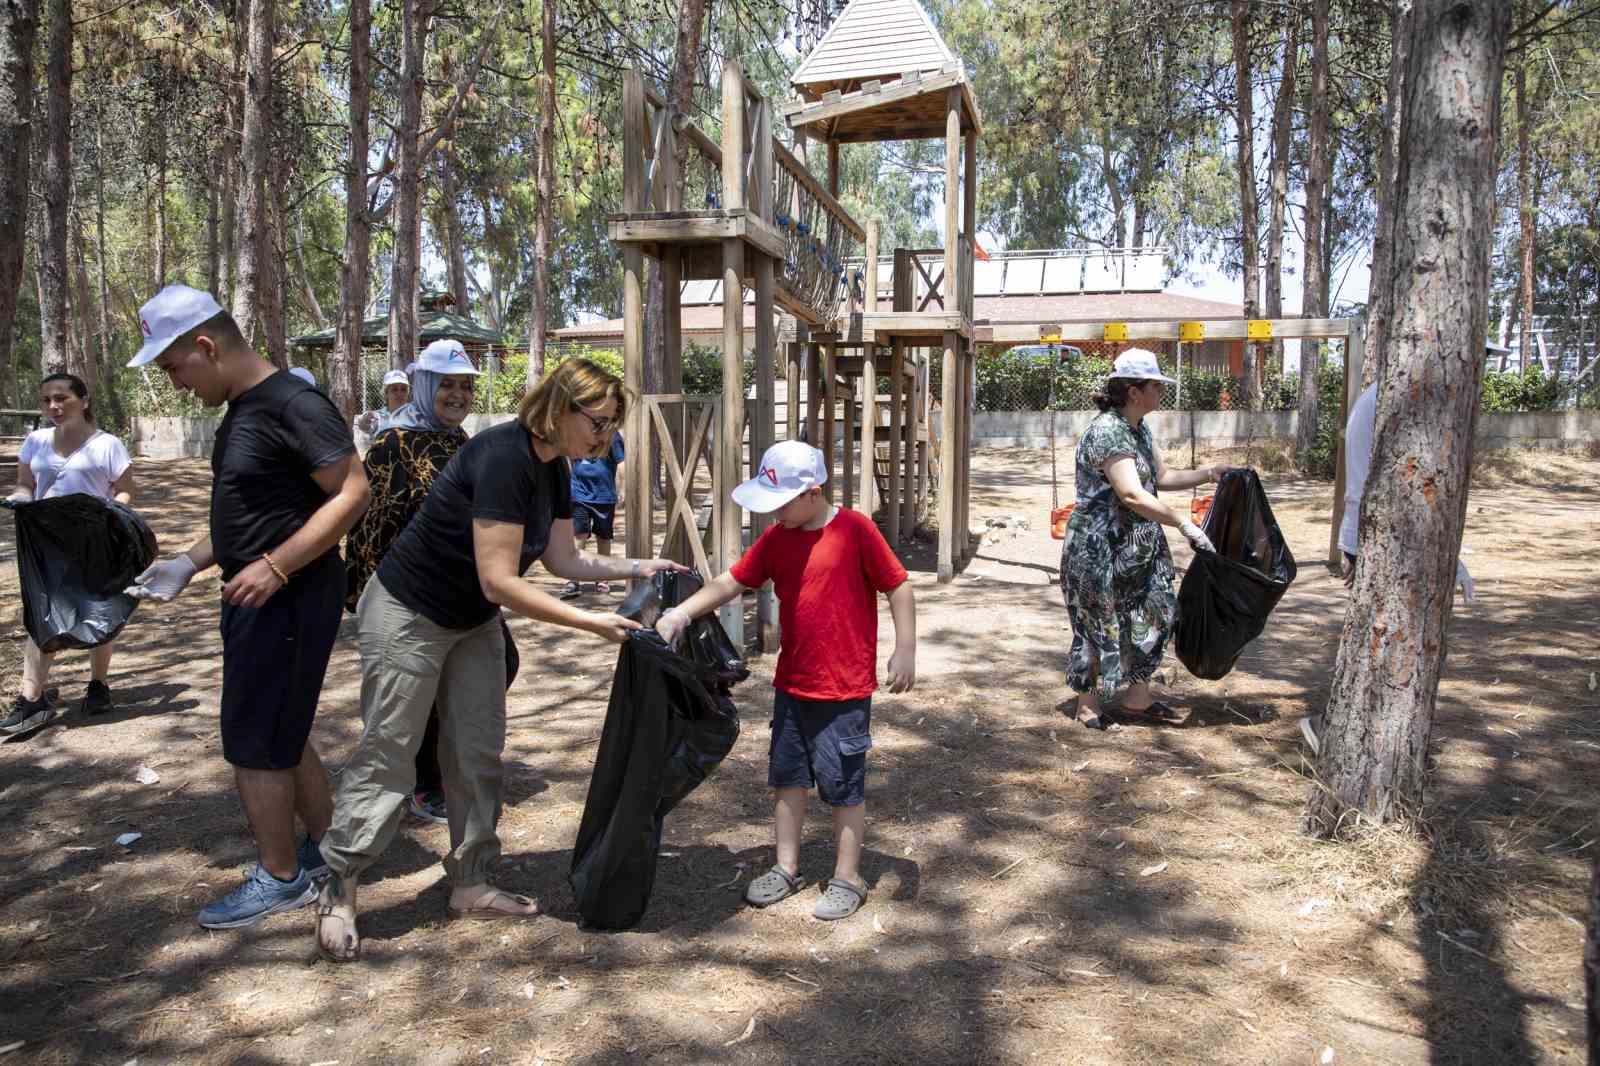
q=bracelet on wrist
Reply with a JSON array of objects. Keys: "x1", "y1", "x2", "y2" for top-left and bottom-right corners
[
  {"x1": 631, "y1": 559, "x2": 642, "y2": 579},
  {"x1": 261, "y1": 552, "x2": 289, "y2": 584}
]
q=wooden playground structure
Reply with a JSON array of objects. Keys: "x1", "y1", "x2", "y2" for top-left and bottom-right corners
[{"x1": 612, "y1": 0, "x2": 984, "y2": 645}]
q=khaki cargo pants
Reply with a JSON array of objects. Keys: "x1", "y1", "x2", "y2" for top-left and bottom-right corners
[{"x1": 321, "y1": 576, "x2": 508, "y2": 887}]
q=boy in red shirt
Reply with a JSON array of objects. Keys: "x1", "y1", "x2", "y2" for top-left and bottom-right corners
[{"x1": 657, "y1": 440, "x2": 915, "y2": 920}]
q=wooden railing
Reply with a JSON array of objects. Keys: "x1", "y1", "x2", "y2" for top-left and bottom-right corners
[{"x1": 619, "y1": 65, "x2": 863, "y2": 326}]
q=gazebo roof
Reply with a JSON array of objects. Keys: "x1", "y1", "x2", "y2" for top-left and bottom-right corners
[
  {"x1": 785, "y1": 0, "x2": 980, "y2": 141},
  {"x1": 292, "y1": 309, "x2": 505, "y2": 350}
]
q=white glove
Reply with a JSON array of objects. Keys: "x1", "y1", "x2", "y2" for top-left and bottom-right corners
[
  {"x1": 1178, "y1": 519, "x2": 1214, "y2": 554},
  {"x1": 1455, "y1": 559, "x2": 1475, "y2": 604},
  {"x1": 5, "y1": 488, "x2": 33, "y2": 504},
  {"x1": 126, "y1": 554, "x2": 199, "y2": 602},
  {"x1": 655, "y1": 606, "x2": 692, "y2": 649}
]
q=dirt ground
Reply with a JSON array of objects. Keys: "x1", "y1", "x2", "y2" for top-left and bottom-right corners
[{"x1": 1, "y1": 446, "x2": 1595, "y2": 1066}]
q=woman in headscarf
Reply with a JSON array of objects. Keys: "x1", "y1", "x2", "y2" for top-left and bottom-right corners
[
  {"x1": 1060, "y1": 349, "x2": 1224, "y2": 729},
  {"x1": 344, "y1": 339, "x2": 497, "y2": 825}
]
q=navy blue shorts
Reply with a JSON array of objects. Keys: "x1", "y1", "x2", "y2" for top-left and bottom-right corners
[
  {"x1": 767, "y1": 690, "x2": 872, "y2": 807},
  {"x1": 219, "y1": 552, "x2": 345, "y2": 770},
  {"x1": 572, "y1": 502, "x2": 616, "y2": 541}
]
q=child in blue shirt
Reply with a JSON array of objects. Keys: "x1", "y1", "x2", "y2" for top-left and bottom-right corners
[{"x1": 561, "y1": 432, "x2": 625, "y2": 599}]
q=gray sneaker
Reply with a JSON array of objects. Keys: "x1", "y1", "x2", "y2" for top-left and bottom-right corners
[
  {"x1": 198, "y1": 864, "x2": 316, "y2": 929},
  {"x1": 0, "y1": 693, "x2": 54, "y2": 737}
]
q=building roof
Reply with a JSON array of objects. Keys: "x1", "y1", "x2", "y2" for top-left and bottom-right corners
[
  {"x1": 292, "y1": 309, "x2": 505, "y2": 350},
  {"x1": 791, "y1": 0, "x2": 957, "y2": 95},
  {"x1": 552, "y1": 291, "x2": 1245, "y2": 344}
]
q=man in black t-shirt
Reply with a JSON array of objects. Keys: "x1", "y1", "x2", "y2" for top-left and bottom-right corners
[{"x1": 124, "y1": 284, "x2": 370, "y2": 930}]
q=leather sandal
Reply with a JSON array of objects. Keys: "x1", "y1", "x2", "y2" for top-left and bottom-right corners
[
  {"x1": 447, "y1": 885, "x2": 541, "y2": 921},
  {"x1": 315, "y1": 875, "x2": 360, "y2": 963}
]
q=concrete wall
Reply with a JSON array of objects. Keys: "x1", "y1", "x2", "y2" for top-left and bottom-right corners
[{"x1": 129, "y1": 409, "x2": 1600, "y2": 459}]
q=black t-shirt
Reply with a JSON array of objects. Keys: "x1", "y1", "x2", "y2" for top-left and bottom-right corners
[
  {"x1": 210, "y1": 371, "x2": 355, "y2": 580},
  {"x1": 377, "y1": 419, "x2": 572, "y2": 629}
]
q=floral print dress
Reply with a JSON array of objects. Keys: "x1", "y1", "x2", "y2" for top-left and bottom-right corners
[
  {"x1": 344, "y1": 425, "x2": 468, "y2": 613},
  {"x1": 1059, "y1": 410, "x2": 1176, "y2": 701}
]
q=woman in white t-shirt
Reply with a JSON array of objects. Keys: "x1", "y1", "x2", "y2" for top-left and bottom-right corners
[{"x1": 2, "y1": 373, "x2": 135, "y2": 735}]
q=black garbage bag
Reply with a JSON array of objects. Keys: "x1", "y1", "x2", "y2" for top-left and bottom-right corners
[
  {"x1": 1174, "y1": 469, "x2": 1296, "y2": 680},
  {"x1": 569, "y1": 572, "x2": 744, "y2": 929},
  {"x1": 5, "y1": 493, "x2": 158, "y2": 653}
]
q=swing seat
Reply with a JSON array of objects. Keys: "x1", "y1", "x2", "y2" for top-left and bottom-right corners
[{"x1": 1049, "y1": 503, "x2": 1075, "y2": 540}]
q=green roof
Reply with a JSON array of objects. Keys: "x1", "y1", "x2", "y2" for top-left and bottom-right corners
[{"x1": 292, "y1": 309, "x2": 506, "y2": 350}]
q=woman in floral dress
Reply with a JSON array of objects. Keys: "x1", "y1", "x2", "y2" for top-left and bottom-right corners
[{"x1": 1060, "y1": 349, "x2": 1226, "y2": 729}]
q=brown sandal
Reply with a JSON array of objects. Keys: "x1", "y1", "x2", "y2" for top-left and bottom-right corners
[
  {"x1": 315, "y1": 875, "x2": 360, "y2": 963},
  {"x1": 1113, "y1": 700, "x2": 1186, "y2": 725},
  {"x1": 447, "y1": 885, "x2": 541, "y2": 921}
]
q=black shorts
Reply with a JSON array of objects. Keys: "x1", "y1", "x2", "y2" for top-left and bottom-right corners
[
  {"x1": 572, "y1": 502, "x2": 616, "y2": 541},
  {"x1": 219, "y1": 552, "x2": 346, "y2": 770}
]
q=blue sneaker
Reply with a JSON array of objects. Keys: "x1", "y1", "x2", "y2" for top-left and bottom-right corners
[
  {"x1": 298, "y1": 836, "x2": 329, "y2": 880},
  {"x1": 198, "y1": 864, "x2": 316, "y2": 929}
]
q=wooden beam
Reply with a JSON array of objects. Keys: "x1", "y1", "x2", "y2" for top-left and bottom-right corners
[
  {"x1": 859, "y1": 344, "x2": 878, "y2": 515},
  {"x1": 842, "y1": 368, "x2": 856, "y2": 509},
  {"x1": 958, "y1": 345, "x2": 973, "y2": 563},
  {"x1": 721, "y1": 61, "x2": 746, "y2": 213},
  {"x1": 864, "y1": 219, "x2": 879, "y2": 313},
  {"x1": 754, "y1": 245, "x2": 779, "y2": 653},
  {"x1": 823, "y1": 339, "x2": 837, "y2": 494},
  {"x1": 937, "y1": 331, "x2": 958, "y2": 582},
  {"x1": 622, "y1": 71, "x2": 649, "y2": 573},
  {"x1": 963, "y1": 127, "x2": 976, "y2": 320},
  {"x1": 718, "y1": 236, "x2": 746, "y2": 644},
  {"x1": 783, "y1": 69, "x2": 965, "y2": 126},
  {"x1": 902, "y1": 348, "x2": 918, "y2": 537},
  {"x1": 978, "y1": 317, "x2": 1356, "y2": 345},
  {"x1": 888, "y1": 340, "x2": 904, "y2": 543},
  {"x1": 607, "y1": 212, "x2": 787, "y2": 263},
  {"x1": 944, "y1": 88, "x2": 960, "y2": 334}
]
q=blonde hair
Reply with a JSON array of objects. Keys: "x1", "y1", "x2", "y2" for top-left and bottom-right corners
[{"x1": 518, "y1": 357, "x2": 628, "y2": 441}]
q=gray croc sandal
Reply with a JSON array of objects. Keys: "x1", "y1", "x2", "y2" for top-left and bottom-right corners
[
  {"x1": 813, "y1": 878, "x2": 867, "y2": 921},
  {"x1": 744, "y1": 865, "x2": 802, "y2": 907}
]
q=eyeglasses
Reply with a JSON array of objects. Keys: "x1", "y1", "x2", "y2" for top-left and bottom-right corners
[{"x1": 573, "y1": 406, "x2": 617, "y2": 435}]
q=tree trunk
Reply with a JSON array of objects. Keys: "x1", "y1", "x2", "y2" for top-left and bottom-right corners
[
  {"x1": 205, "y1": 169, "x2": 220, "y2": 296},
  {"x1": 1303, "y1": 0, "x2": 1511, "y2": 836},
  {"x1": 1365, "y1": 0, "x2": 1415, "y2": 389},
  {"x1": 153, "y1": 118, "x2": 167, "y2": 289},
  {"x1": 437, "y1": 150, "x2": 472, "y2": 317},
  {"x1": 330, "y1": 0, "x2": 371, "y2": 421},
  {"x1": 261, "y1": 165, "x2": 288, "y2": 368},
  {"x1": 1231, "y1": 0, "x2": 1262, "y2": 409},
  {"x1": 70, "y1": 205, "x2": 98, "y2": 389},
  {"x1": 1100, "y1": 127, "x2": 1126, "y2": 248},
  {"x1": 232, "y1": 0, "x2": 274, "y2": 348},
  {"x1": 1515, "y1": 60, "x2": 1535, "y2": 375},
  {"x1": 388, "y1": 0, "x2": 426, "y2": 370},
  {"x1": 0, "y1": 0, "x2": 37, "y2": 407},
  {"x1": 94, "y1": 116, "x2": 112, "y2": 390},
  {"x1": 293, "y1": 215, "x2": 326, "y2": 329},
  {"x1": 1296, "y1": 0, "x2": 1330, "y2": 455},
  {"x1": 39, "y1": 0, "x2": 70, "y2": 375},
  {"x1": 528, "y1": 0, "x2": 557, "y2": 388},
  {"x1": 1266, "y1": 15, "x2": 1298, "y2": 376}
]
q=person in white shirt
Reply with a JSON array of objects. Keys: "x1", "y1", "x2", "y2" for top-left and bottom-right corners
[
  {"x1": 1301, "y1": 377, "x2": 1476, "y2": 755},
  {"x1": 354, "y1": 369, "x2": 411, "y2": 455},
  {"x1": 3, "y1": 373, "x2": 135, "y2": 734}
]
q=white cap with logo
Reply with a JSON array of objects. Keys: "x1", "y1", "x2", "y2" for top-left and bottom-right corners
[
  {"x1": 127, "y1": 284, "x2": 226, "y2": 368},
  {"x1": 407, "y1": 338, "x2": 482, "y2": 376},
  {"x1": 1110, "y1": 348, "x2": 1177, "y2": 384},
  {"x1": 732, "y1": 440, "x2": 828, "y2": 513},
  {"x1": 382, "y1": 369, "x2": 410, "y2": 388}
]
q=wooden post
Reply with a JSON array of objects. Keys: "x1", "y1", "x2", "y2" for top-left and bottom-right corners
[
  {"x1": 958, "y1": 344, "x2": 974, "y2": 562},
  {"x1": 937, "y1": 331, "x2": 959, "y2": 580},
  {"x1": 963, "y1": 126, "x2": 977, "y2": 321},
  {"x1": 786, "y1": 335, "x2": 802, "y2": 441},
  {"x1": 902, "y1": 349, "x2": 918, "y2": 536},
  {"x1": 842, "y1": 368, "x2": 856, "y2": 509},
  {"x1": 754, "y1": 263, "x2": 778, "y2": 652},
  {"x1": 864, "y1": 220, "x2": 879, "y2": 313},
  {"x1": 915, "y1": 351, "x2": 930, "y2": 523},
  {"x1": 717, "y1": 62, "x2": 747, "y2": 644},
  {"x1": 860, "y1": 345, "x2": 877, "y2": 515},
  {"x1": 887, "y1": 340, "x2": 904, "y2": 543},
  {"x1": 1328, "y1": 316, "x2": 1365, "y2": 566},
  {"x1": 827, "y1": 140, "x2": 840, "y2": 198},
  {"x1": 622, "y1": 70, "x2": 650, "y2": 571},
  {"x1": 823, "y1": 339, "x2": 837, "y2": 494},
  {"x1": 806, "y1": 342, "x2": 823, "y2": 445},
  {"x1": 944, "y1": 88, "x2": 960, "y2": 318}
]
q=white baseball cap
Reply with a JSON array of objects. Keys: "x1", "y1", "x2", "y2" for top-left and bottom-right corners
[
  {"x1": 407, "y1": 339, "x2": 481, "y2": 376},
  {"x1": 289, "y1": 367, "x2": 316, "y2": 386},
  {"x1": 1111, "y1": 347, "x2": 1177, "y2": 384},
  {"x1": 382, "y1": 369, "x2": 410, "y2": 388},
  {"x1": 732, "y1": 440, "x2": 828, "y2": 513},
  {"x1": 127, "y1": 284, "x2": 226, "y2": 367}
]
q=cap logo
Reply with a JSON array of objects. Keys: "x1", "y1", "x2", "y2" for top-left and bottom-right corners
[
  {"x1": 760, "y1": 466, "x2": 780, "y2": 486},
  {"x1": 140, "y1": 318, "x2": 152, "y2": 337}
]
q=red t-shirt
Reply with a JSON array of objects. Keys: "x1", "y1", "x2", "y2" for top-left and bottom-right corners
[{"x1": 730, "y1": 506, "x2": 908, "y2": 701}]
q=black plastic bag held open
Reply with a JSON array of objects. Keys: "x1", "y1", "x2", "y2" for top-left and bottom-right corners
[
  {"x1": 5, "y1": 493, "x2": 157, "y2": 653},
  {"x1": 1174, "y1": 469, "x2": 1296, "y2": 680},
  {"x1": 568, "y1": 572, "x2": 745, "y2": 929}
]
